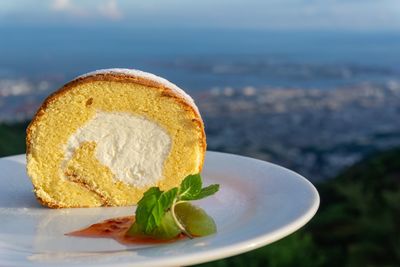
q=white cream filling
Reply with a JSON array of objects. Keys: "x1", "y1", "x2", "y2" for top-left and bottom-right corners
[{"x1": 63, "y1": 111, "x2": 172, "y2": 188}]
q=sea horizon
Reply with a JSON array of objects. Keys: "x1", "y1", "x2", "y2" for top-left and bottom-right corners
[{"x1": 0, "y1": 27, "x2": 399, "y2": 90}]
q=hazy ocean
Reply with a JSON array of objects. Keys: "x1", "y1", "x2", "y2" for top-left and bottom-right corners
[{"x1": 0, "y1": 27, "x2": 399, "y2": 91}]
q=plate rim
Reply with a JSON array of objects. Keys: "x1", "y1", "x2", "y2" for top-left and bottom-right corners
[{"x1": 0, "y1": 151, "x2": 320, "y2": 267}]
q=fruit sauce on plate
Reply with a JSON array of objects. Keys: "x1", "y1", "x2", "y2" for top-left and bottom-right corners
[{"x1": 66, "y1": 216, "x2": 184, "y2": 245}]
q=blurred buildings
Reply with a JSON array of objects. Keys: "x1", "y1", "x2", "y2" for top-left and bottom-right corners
[
  {"x1": 198, "y1": 81, "x2": 400, "y2": 180},
  {"x1": 2, "y1": 77, "x2": 400, "y2": 181}
]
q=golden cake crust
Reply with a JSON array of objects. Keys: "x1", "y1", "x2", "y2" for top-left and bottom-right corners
[{"x1": 26, "y1": 70, "x2": 206, "y2": 208}]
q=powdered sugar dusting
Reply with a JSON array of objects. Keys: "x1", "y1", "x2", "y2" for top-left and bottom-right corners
[{"x1": 76, "y1": 68, "x2": 199, "y2": 114}]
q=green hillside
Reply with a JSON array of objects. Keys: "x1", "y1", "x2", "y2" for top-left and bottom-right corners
[
  {"x1": 0, "y1": 122, "x2": 28, "y2": 157},
  {"x1": 198, "y1": 148, "x2": 400, "y2": 267},
  {"x1": 309, "y1": 148, "x2": 400, "y2": 266}
]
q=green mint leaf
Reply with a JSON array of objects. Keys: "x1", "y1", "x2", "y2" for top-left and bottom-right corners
[
  {"x1": 135, "y1": 187, "x2": 163, "y2": 234},
  {"x1": 134, "y1": 187, "x2": 178, "y2": 234},
  {"x1": 179, "y1": 174, "x2": 202, "y2": 201},
  {"x1": 159, "y1": 187, "x2": 178, "y2": 210},
  {"x1": 191, "y1": 184, "x2": 220, "y2": 200}
]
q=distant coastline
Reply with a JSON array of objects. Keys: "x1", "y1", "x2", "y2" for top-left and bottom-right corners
[
  {"x1": 1, "y1": 80, "x2": 400, "y2": 182},
  {"x1": 0, "y1": 28, "x2": 399, "y2": 89}
]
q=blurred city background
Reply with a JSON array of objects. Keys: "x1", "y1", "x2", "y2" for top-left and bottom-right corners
[{"x1": 0, "y1": 0, "x2": 399, "y2": 266}]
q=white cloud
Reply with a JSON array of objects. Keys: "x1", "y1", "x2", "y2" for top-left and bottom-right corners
[
  {"x1": 51, "y1": 0, "x2": 70, "y2": 11},
  {"x1": 50, "y1": 0, "x2": 123, "y2": 20},
  {"x1": 0, "y1": 0, "x2": 398, "y2": 30},
  {"x1": 50, "y1": 0, "x2": 88, "y2": 17},
  {"x1": 97, "y1": 0, "x2": 122, "y2": 20}
]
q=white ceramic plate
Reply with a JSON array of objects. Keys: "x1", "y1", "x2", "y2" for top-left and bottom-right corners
[{"x1": 0, "y1": 152, "x2": 319, "y2": 267}]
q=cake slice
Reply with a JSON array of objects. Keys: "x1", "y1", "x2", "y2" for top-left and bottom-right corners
[{"x1": 26, "y1": 69, "x2": 206, "y2": 208}]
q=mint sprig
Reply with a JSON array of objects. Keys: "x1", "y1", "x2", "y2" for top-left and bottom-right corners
[
  {"x1": 135, "y1": 187, "x2": 178, "y2": 234},
  {"x1": 131, "y1": 173, "x2": 219, "y2": 237},
  {"x1": 179, "y1": 174, "x2": 219, "y2": 201}
]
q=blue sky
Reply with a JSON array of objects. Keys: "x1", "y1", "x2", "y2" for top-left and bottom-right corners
[{"x1": 0, "y1": 0, "x2": 399, "y2": 30}]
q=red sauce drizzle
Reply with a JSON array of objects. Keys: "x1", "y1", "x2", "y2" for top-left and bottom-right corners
[{"x1": 66, "y1": 216, "x2": 184, "y2": 245}]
